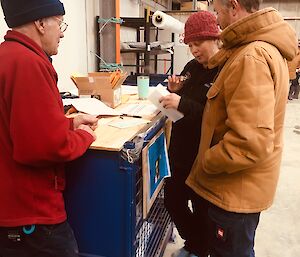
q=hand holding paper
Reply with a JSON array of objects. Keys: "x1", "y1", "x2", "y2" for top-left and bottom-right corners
[
  {"x1": 147, "y1": 84, "x2": 184, "y2": 122},
  {"x1": 159, "y1": 93, "x2": 181, "y2": 110}
]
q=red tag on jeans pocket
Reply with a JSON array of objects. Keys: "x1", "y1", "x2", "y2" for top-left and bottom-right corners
[{"x1": 216, "y1": 225, "x2": 226, "y2": 242}]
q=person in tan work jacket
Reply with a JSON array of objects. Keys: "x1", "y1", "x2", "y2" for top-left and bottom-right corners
[
  {"x1": 185, "y1": 0, "x2": 298, "y2": 256},
  {"x1": 287, "y1": 45, "x2": 300, "y2": 99}
]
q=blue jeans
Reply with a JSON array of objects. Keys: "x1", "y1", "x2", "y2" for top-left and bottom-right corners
[
  {"x1": 191, "y1": 193, "x2": 260, "y2": 257},
  {"x1": 0, "y1": 221, "x2": 79, "y2": 257}
]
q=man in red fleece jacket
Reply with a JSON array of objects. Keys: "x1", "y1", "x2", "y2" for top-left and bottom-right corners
[{"x1": 0, "y1": 0, "x2": 98, "y2": 256}]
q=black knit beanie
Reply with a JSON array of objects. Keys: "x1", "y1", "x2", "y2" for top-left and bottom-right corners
[{"x1": 1, "y1": 0, "x2": 65, "y2": 28}]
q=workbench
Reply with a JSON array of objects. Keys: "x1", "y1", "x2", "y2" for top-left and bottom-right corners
[{"x1": 64, "y1": 94, "x2": 172, "y2": 257}]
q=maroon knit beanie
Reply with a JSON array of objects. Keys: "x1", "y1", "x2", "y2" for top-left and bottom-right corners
[{"x1": 184, "y1": 11, "x2": 219, "y2": 44}]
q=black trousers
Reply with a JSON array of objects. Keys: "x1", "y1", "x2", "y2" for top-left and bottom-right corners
[
  {"x1": 164, "y1": 166, "x2": 210, "y2": 257},
  {"x1": 0, "y1": 221, "x2": 78, "y2": 257},
  {"x1": 191, "y1": 193, "x2": 261, "y2": 257},
  {"x1": 289, "y1": 76, "x2": 300, "y2": 99}
]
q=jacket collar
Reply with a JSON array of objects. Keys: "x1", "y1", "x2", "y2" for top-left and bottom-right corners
[{"x1": 4, "y1": 30, "x2": 53, "y2": 65}]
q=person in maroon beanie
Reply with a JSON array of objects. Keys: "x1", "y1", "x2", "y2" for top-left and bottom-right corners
[
  {"x1": 160, "y1": 11, "x2": 220, "y2": 257},
  {"x1": 0, "y1": 0, "x2": 98, "y2": 256}
]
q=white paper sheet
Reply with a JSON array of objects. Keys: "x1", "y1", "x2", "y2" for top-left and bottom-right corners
[
  {"x1": 62, "y1": 98, "x2": 121, "y2": 116},
  {"x1": 108, "y1": 118, "x2": 150, "y2": 129},
  {"x1": 119, "y1": 103, "x2": 158, "y2": 117},
  {"x1": 147, "y1": 84, "x2": 184, "y2": 122}
]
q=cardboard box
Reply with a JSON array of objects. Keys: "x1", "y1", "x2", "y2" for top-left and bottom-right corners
[
  {"x1": 71, "y1": 72, "x2": 127, "y2": 108},
  {"x1": 180, "y1": 1, "x2": 208, "y2": 11}
]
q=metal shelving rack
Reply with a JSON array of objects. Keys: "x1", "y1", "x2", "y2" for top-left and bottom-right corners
[{"x1": 120, "y1": 14, "x2": 174, "y2": 75}]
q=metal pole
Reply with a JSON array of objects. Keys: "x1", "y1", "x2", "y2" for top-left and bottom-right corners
[
  {"x1": 99, "y1": 0, "x2": 116, "y2": 64},
  {"x1": 192, "y1": 0, "x2": 197, "y2": 10}
]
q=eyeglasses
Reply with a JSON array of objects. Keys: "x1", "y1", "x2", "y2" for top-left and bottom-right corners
[{"x1": 55, "y1": 17, "x2": 68, "y2": 32}]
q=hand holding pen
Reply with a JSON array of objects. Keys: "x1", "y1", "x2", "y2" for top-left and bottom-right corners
[{"x1": 167, "y1": 74, "x2": 187, "y2": 93}]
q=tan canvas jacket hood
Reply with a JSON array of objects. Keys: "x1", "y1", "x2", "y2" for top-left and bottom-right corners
[
  {"x1": 210, "y1": 8, "x2": 297, "y2": 69},
  {"x1": 186, "y1": 8, "x2": 298, "y2": 213}
]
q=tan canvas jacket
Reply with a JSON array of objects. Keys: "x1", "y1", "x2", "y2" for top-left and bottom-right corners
[{"x1": 186, "y1": 8, "x2": 298, "y2": 213}]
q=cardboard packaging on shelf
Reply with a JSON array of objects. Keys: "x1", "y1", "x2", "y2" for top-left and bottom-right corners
[
  {"x1": 180, "y1": 1, "x2": 208, "y2": 11},
  {"x1": 71, "y1": 71, "x2": 127, "y2": 108}
]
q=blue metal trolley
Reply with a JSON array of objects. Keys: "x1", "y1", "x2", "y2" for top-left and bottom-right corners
[{"x1": 64, "y1": 114, "x2": 172, "y2": 257}]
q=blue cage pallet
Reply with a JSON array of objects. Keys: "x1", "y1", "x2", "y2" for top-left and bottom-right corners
[{"x1": 64, "y1": 116, "x2": 172, "y2": 257}]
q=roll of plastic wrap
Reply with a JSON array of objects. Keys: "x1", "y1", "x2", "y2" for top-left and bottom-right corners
[{"x1": 152, "y1": 11, "x2": 184, "y2": 34}]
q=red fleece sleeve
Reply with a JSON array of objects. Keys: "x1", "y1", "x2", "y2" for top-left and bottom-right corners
[
  {"x1": 68, "y1": 117, "x2": 74, "y2": 130},
  {"x1": 9, "y1": 57, "x2": 94, "y2": 167}
]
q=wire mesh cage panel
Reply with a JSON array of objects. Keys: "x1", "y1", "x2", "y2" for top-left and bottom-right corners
[{"x1": 135, "y1": 168, "x2": 172, "y2": 257}]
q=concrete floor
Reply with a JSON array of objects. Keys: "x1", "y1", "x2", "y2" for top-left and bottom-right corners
[{"x1": 163, "y1": 99, "x2": 300, "y2": 257}]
